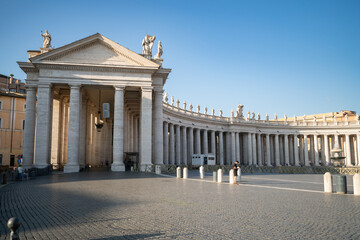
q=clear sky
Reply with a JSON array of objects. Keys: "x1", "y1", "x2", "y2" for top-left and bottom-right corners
[{"x1": 1, "y1": 0, "x2": 359, "y2": 118}]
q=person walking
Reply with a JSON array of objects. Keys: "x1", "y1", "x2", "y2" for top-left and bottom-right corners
[{"x1": 233, "y1": 161, "x2": 239, "y2": 184}]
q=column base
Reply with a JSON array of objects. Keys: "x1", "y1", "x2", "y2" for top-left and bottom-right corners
[
  {"x1": 111, "y1": 164, "x2": 125, "y2": 172},
  {"x1": 64, "y1": 165, "x2": 80, "y2": 173},
  {"x1": 140, "y1": 164, "x2": 152, "y2": 172}
]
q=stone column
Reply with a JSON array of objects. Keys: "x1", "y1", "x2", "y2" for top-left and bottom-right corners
[
  {"x1": 79, "y1": 95, "x2": 87, "y2": 167},
  {"x1": 309, "y1": 135, "x2": 314, "y2": 165},
  {"x1": 225, "y1": 132, "x2": 231, "y2": 165},
  {"x1": 324, "y1": 134, "x2": 330, "y2": 166},
  {"x1": 247, "y1": 133, "x2": 253, "y2": 165},
  {"x1": 163, "y1": 122, "x2": 169, "y2": 164},
  {"x1": 140, "y1": 87, "x2": 153, "y2": 171},
  {"x1": 175, "y1": 125, "x2": 181, "y2": 165},
  {"x1": 182, "y1": 126, "x2": 187, "y2": 165},
  {"x1": 274, "y1": 134, "x2": 280, "y2": 166},
  {"x1": 314, "y1": 134, "x2": 320, "y2": 166},
  {"x1": 284, "y1": 134, "x2": 289, "y2": 166},
  {"x1": 153, "y1": 90, "x2": 163, "y2": 165},
  {"x1": 211, "y1": 130, "x2": 216, "y2": 155},
  {"x1": 134, "y1": 117, "x2": 139, "y2": 152},
  {"x1": 219, "y1": 131, "x2": 224, "y2": 165},
  {"x1": 203, "y1": 130, "x2": 208, "y2": 155},
  {"x1": 345, "y1": 134, "x2": 353, "y2": 166},
  {"x1": 266, "y1": 134, "x2": 271, "y2": 166},
  {"x1": 235, "y1": 132, "x2": 240, "y2": 163},
  {"x1": 257, "y1": 133, "x2": 262, "y2": 166},
  {"x1": 34, "y1": 84, "x2": 52, "y2": 168},
  {"x1": 231, "y1": 132, "x2": 236, "y2": 163},
  {"x1": 64, "y1": 84, "x2": 81, "y2": 173},
  {"x1": 188, "y1": 127, "x2": 194, "y2": 165},
  {"x1": 169, "y1": 124, "x2": 175, "y2": 165},
  {"x1": 252, "y1": 133, "x2": 257, "y2": 166},
  {"x1": 23, "y1": 86, "x2": 37, "y2": 168},
  {"x1": 304, "y1": 135, "x2": 310, "y2": 166},
  {"x1": 294, "y1": 134, "x2": 300, "y2": 166},
  {"x1": 111, "y1": 86, "x2": 125, "y2": 171},
  {"x1": 195, "y1": 128, "x2": 201, "y2": 154}
]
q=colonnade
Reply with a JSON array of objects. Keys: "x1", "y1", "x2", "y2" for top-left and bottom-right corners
[{"x1": 162, "y1": 122, "x2": 360, "y2": 167}]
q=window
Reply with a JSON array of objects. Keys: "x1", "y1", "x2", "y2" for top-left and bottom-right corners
[
  {"x1": 20, "y1": 89, "x2": 25, "y2": 94},
  {"x1": 22, "y1": 120, "x2": 25, "y2": 130},
  {"x1": 23, "y1": 104, "x2": 26, "y2": 111},
  {"x1": 9, "y1": 89, "x2": 16, "y2": 93},
  {"x1": 0, "y1": 154, "x2": 2, "y2": 165},
  {"x1": 0, "y1": 118, "x2": 2, "y2": 128},
  {"x1": 0, "y1": 101, "x2": 2, "y2": 109}
]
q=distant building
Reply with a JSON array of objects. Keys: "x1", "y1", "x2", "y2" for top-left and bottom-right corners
[
  {"x1": 0, "y1": 90, "x2": 26, "y2": 166},
  {"x1": 0, "y1": 74, "x2": 26, "y2": 94}
]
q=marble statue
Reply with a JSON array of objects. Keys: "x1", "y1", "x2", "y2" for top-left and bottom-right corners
[
  {"x1": 257, "y1": 113, "x2": 260, "y2": 120},
  {"x1": 212, "y1": 108, "x2": 215, "y2": 116},
  {"x1": 164, "y1": 93, "x2": 168, "y2": 103},
  {"x1": 176, "y1": 99, "x2": 180, "y2": 108},
  {"x1": 231, "y1": 109, "x2": 234, "y2": 118},
  {"x1": 171, "y1": 96, "x2": 174, "y2": 106},
  {"x1": 294, "y1": 115, "x2": 297, "y2": 122},
  {"x1": 154, "y1": 41, "x2": 163, "y2": 59},
  {"x1": 284, "y1": 114, "x2": 287, "y2": 122},
  {"x1": 247, "y1": 111, "x2": 250, "y2": 119},
  {"x1": 266, "y1": 113, "x2": 269, "y2": 121},
  {"x1": 196, "y1": 105, "x2": 200, "y2": 113},
  {"x1": 190, "y1": 103, "x2": 193, "y2": 112},
  {"x1": 41, "y1": 30, "x2": 52, "y2": 48},
  {"x1": 313, "y1": 116, "x2": 317, "y2": 122},
  {"x1": 142, "y1": 35, "x2": 156, "y2": 56},
  {"x1": 219, "y1": 109, "x2": 223, "y2": 117},
  {"x1": 183, "y1": 101, "x2": 187, "y2": 110},
  {"x1": 274, "y1": 113, "x2": 278, "y2": 120},
  {"x1": 345, "y1": 114, "x2": 348, "y2": 122},
  {"x1": 252, "y1": 112, "x2": 255, "y2": 120},
  {"x1": 204, "y1": 107, "x2": 208, "y2": 115},
  {"x1": 236, "y1": 104, "x2": 244, "y2": 118}
]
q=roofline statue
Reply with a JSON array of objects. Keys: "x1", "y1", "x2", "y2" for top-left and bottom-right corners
[
  {"x1": 41, "y1": 30, "x2": 52, "y2": 49},
  {"x1": 142, "y1": 35, "x2": 156, "y2": 58}
]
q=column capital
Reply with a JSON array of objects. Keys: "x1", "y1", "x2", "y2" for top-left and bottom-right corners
[
  {"x1": 69, "y1": 84, "x2": 81, "y2": 89},
  {"x1": 25, "y1": 85, "x2": 37, "y2": 91},
  {"x1": 37, "y1": 83, "x2": 51, "y2": 88},
  {"x1": 114, "y1": 86, "x2": 125, "y2": 91},
  {"x1": 141, "y1": 86, "x2": 153, "y2": 92}
]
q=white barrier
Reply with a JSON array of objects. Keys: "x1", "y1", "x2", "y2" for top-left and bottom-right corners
[
  {"x1": 176, "y1": 167, "x2": 182, "y2": 178},
  {"x1": 183, "y1": 167, "x2": 188, "y2": 179},
  {"x1": 199, "y1": 166, "x2": 204, "y2": 179},
  {"x1": 354, "y1": 173, "x2": 360, "y2": 196},
  {"x1": 323, "y1": 172, "x2": 332, "y2": 193},
  {"x1": 229, "y1": 169, "x2": 234, "y2": 184},
  {"x1": 217, "y1": 169, "x2": 223, "y2": 183},
  {"x1": 155, "y1": 165, "x2": 161, "y2": 175}
]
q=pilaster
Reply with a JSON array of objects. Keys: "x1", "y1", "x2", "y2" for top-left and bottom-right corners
[{"x1": 111, "y1": 86, "x2": 125, "y2": 171}]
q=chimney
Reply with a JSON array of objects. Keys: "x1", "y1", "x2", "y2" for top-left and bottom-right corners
[{"x1": 9, "y1": 74, "x2": 14, "y2": 84}]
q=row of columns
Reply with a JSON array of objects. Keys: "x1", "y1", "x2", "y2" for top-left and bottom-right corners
[{"x1": 162, "y1": 124, "x2": 360, "y2": 167}]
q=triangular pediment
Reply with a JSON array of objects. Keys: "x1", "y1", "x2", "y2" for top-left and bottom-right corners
[{"x1": 30, "y1": 33, "x2": 159, "y2": 68}]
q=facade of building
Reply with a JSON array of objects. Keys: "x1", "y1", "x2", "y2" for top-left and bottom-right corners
[
  {"x1": 18, "y1": 33, "x2": 360, "y2": 172},
  {"x1": 0, "y1": 91, "x2": 26, "y2": 166},
  {"x1": 0, "y1": 74, "x2": 26, "y2": 94}
]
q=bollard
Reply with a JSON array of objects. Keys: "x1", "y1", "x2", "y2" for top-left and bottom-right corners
[
  {"x1": 176, "y1": 167, "x2": 182, "y2": 178},
  {"x1": 335, "y1": 175, "x2": 347, "y2": 194},
  {"x1": 237, "y1": 168, "x2": 241, "y2": 182},
  {"x1": 199, "y1": 166, "x2": 204, "y2": 179},
  {"x1": 183, "y1": 167, "x2": 188, "y2": 179},
  {"x1": 353, "y1": 173, "x2": 360, "y2": 196},
  {"x1": 217, "y1": 169, "x2": 223, "y2": 183},
  {"x1": 213, "y1": 171, "x2": 217, "y2": 182},
  {"x1": 7, "y1": 217, "x2": 20, "y2": 240},
  {"x1": 323, "y1": 172, "x2": 332, "y2": 193},
  {"x1": 155, "y1": 165, "x2": 161, "y2": 175},
  {"x1": 229, "y1": 169, "x2": 234, "y2": 184}
]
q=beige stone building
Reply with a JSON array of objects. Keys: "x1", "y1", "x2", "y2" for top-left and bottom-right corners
[
  {"x1": 18, "y1": 33, "x2": 360, "y2": 172},
  {"x1": 0, "y1": 91, "x2": 26, "y2": 166}
]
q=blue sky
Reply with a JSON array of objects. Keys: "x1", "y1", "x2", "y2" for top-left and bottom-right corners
[{"x1": 0, "y1": 0, "x2": 359, "y2": 117}]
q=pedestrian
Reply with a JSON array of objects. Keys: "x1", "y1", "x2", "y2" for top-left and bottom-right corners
[{"x1": 233, "y1": 161, "x2": 239, "y2": 184}]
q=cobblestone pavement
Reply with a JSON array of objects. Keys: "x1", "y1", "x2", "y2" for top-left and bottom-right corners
[{"x1": 0, "y1": 170, "x2": 359, "y2": 240}]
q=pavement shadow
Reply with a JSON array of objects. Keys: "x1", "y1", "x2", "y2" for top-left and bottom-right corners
[{"x1": 91, "y1": 232, "x2": 164, "y2": 240}]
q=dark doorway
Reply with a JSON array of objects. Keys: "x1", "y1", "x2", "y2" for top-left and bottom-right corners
[
  {"x1": 10, "y1": 155, "x2": 15, "y2": 167},
  {"x1": 124, "y1": 152, "x2": 139, "y2": 171}
]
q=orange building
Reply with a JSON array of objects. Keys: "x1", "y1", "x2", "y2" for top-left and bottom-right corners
[{"x1": 0, "y1": 91, "x2": 26, "y2": 166}]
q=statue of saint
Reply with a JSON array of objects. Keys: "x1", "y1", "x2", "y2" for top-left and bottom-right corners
[
  {"x1": 284, "y1": 114, "x2": 287, "y2": 122},
  {"x1": 41, "y1": 30, "x2": 52, "y2": 48},
  {"x1": 189, "y1": 103, "x2": 193, "y2": 112},
  {"x1": 274, "y1": 113, "x2": 278, "y2": 120},
  {"x1": 171, "y1": 96, "x2": 174, "y2": 106},
  {"x1": 236, "y1": 104, "x2": 244, "y2": 118},
  {"x1": 231, "y1": 109, "x2": 234, "y2": 118},
  {"x1": 266, "y1": 113, "x2": 269, "y2": 121},
  {"x1": 176, "y1": 99, "x2": 180, "y2": 108},
  {"x1": 164, "y1": 93, "x2": 168, "y2": 103},
  {"x1": 219, "y1": 109, "x2": 223, "y2": 117},
  {"x1": 204, "y1": 107, "x2": 208, "y2": 115},
  {"x1": 154, "y1": 41, "x2": 163, "y2": 59},
  {"x1": 247, "y1": 111, "x2": 250, "y2": 119},
  {"x1": 183, "y1": 101, "x2": 187, "y2": 110},
  {"x1": 252, "y1": 112, "x2": 255, "y2": 120},
  {"x1": 212, "y1": 108, "x2": 215, "y2": 116},
  {"x1": 196, "y1": 105, "x2": 200, "y2": 113},
  {"x1": 257, "y1": 113, "x2": 260, "y2": 120},
  {"x1": 142, "y1": 35, "x2": 156, "y2": 56}
]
